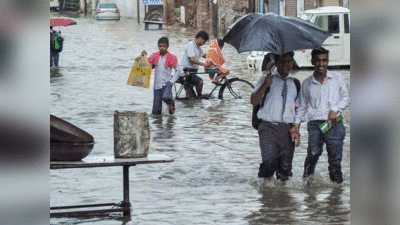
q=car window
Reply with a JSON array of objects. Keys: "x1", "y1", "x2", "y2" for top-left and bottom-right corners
[
  {"x1": 99, "y1": 3, "x2": 116, "y2": 8},
  {"x1": 313, "y1": 15, "x2": 340, "y2": 34},
  {"x1": 300, "y1": 13, "x2": 313, "y2": 22},
  {"x1": 344, "y1": 13, "x2": 350, "y2": 33}
]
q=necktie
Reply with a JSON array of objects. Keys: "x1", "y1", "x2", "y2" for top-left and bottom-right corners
[{"x1": 281, "y1": 79, "x2": 287, "y2": 118}]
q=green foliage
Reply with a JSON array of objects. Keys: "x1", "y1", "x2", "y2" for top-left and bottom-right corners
[{"x1": 173, "y1": 8, "x2": 181, "y2": 21}]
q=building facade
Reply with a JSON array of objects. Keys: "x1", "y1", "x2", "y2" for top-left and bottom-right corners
[{"x1": 164, "y1": 0, "x2": 350, "y2": 37}]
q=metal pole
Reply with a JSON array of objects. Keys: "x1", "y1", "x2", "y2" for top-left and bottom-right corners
[
  {"x1": 123, "y1": 165, "x2": 131, "y2": 216},
  {"x1": 137, "y1": 0, "x2": 141, "y2": 24},
  {"x1": 216, "y1": 0, "x2": 219, "y2": 38}
]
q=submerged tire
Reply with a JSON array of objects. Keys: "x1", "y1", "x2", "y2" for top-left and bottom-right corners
[{"x1": 145, "y1": 9, "x2": 163, "y2": 21}]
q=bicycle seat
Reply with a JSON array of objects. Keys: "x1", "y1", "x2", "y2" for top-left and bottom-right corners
[{"x1": 183, "y1": 67, "x2": 198, "y2": 73}]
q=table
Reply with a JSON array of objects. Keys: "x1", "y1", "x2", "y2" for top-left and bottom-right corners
[
  {"x1": 50, "y1": 155, "x2": 173, "y2": 217},
  {"x1": 143, "y1": 20, "x2": 164, "y2": 30}
]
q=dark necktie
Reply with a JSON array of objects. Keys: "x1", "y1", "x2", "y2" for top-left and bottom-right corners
[{"x1": 281, "y1": 79, "x2": 287, "y2": 118}]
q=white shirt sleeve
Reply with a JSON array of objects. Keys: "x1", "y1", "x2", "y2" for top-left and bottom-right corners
[
  {"x1": 295, "y1": 79, "x2": 309, "y2": 124},
  {"x1": 252, "y1": 73, "x2": 267, "y2": 93},
  {"x1": 170, "y1": 66, "x2": 180, "y2": 83},
  {"x1": 330, "y1": 74, "x2": 350, "y2": 113},
  {"x1": 187, "y1": 42, "x2": 196, "y2": 58}
]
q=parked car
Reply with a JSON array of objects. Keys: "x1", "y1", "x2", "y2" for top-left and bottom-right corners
[
  {"x1": 95, "y1": 3, "x2": 120, "y2": 20},
  {"x1": 247, "y1": 6, "x2": 350, "y2": 69}
]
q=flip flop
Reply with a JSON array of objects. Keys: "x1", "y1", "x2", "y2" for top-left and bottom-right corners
[
  {"x1": 168, "y1": 101, "x2": 175, "y2": 115},
  {"x1": 212, "y1": 80, "x2": 222, "y2": 86}
]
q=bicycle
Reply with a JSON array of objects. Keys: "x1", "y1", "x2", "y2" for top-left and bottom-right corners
[{"x1": 174, "y1": 67, "x2": 254, "y2": 100}]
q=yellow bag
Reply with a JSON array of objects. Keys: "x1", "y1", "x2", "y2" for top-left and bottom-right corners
[{"x1": 127, "y1": 53, "x2": 152, "y2": 88}]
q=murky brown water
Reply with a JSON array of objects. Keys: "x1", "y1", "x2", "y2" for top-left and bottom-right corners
[{"x1": 50, "y1": 13, "x2": 350, "y2": 224}]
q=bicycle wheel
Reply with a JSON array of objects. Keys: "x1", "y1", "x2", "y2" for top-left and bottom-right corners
[{"x1": 219, "y1": 78, "x2": 254, "y2": 101}]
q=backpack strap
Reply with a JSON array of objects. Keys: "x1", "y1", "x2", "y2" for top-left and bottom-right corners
[{"x1": 260, "y1": 87, "x2": 269, "y2": 108}]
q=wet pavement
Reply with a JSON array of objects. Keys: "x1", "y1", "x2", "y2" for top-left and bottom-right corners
[{"x1": 50, "y1": 13, "x2": 350, "y2": 225}]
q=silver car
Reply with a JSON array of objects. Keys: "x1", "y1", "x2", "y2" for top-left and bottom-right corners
[{"x1": 95, "y1": 3, "x2": 120, "y2": 20}]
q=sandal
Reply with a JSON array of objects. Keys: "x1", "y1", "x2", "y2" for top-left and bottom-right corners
[
  {"x1": 168, "y1": 101, "x2": 175, "y2": 114},
  {"x1": 212, "y1": 79, "x2": 222, "y2": 85}
]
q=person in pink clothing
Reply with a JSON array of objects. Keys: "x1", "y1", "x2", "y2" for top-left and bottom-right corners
[{"x1": 143, "y1": 37, "x2": 178, "y2": 115}]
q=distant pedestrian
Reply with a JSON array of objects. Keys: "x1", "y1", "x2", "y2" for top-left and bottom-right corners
[
  {"x1": 143, "y1": 37, "x2": 179, "y2": 115},
  {"x1": 177, "y1": 31, "x2": 212, "y2": 99},
  {"x1": 50, "y1": 26, "x2": 64, "y2": 68},
  {"x1": 251, "y1": 52, "x2": 301, "y2": 182},
  {"x1": 294, "y1": 47, "x2": 350, "y2": 183}
]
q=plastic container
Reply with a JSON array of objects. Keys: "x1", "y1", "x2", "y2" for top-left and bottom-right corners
[{"x1": 114, "y1": 111, "x2": 150, "y2": 158}]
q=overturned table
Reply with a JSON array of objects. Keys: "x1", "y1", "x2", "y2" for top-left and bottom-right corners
[{"x1": 50, "y1": 155, "x2": 173, "y2": 217}]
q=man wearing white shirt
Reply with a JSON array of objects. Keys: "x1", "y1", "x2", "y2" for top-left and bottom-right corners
[
  {"x1": 251, "y1": 52, "x2": 301, "y2": 181},
  {"x1": 177, "y1": 31, "x2": 212, "y2": 98},
  {"x1": 293, "y1": 48, "x2": 350, "y2": 183}
]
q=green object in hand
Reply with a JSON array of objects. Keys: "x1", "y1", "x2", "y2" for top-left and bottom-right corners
[{"x1": 319, "y1": 115, "x2": 343, "y2": 134}]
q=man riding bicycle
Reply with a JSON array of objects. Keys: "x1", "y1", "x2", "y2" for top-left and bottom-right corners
[{"x1": 177, "y1": 31, "x2": 212, "y2": 99}]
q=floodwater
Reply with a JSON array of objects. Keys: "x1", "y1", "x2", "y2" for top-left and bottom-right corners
[{"x1": 50, "y1": 13, "x2": 350, "y2": 225}]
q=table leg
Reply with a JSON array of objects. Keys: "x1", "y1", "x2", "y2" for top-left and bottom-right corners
[{"x1": 123, "y1": 165, "x2": 131, "y2": 216}]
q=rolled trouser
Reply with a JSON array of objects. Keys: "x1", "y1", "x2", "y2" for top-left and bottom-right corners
[
  {"x1": 258, "y1": 121, "x2": 295, "y2": 180},
  {"x1": 303, "y1": 120, "x2": 346, "y2": 183}
]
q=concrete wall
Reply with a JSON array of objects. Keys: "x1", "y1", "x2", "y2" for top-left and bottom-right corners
[
  {"x1": 323, "y1": 0, "x2": 339, "y2": 6},
  {"x1": 285, "y1": 0, "x2": 297, "y2": 17},
  {"x1": 218, "y1": 0, "x2": 249, "y2": 36},
  {"x1": 304, "y1": 0, "x2": 315, "y2": 10},
  {"x1": 196, "y1": 0, "x2": 211, "y2": 30}
]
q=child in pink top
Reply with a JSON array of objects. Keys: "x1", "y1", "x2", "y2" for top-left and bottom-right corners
[{"x1": 143, "y1": 37, "x2": 178, "y2": 115}]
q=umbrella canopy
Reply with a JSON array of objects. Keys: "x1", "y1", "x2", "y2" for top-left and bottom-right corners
[
  {"x1": 223, "y1": 13, "x2": 331, "y2": 55},
  {"x1": 50, "y1": 17, "x2": 77, "y2": 27}
]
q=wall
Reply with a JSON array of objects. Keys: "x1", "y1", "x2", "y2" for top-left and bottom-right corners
[
  {"x1": 218, "y1": 0, "x2": 249, "y2": 36},
  {"x1": 303, "y1": 0, "x2": 314, "y2": 10},
  {"x1": 323, "y1": 0, "x2": 339, "y2": 6},
  {"x1": 285, "y1": 0, "x2": 297, "y2": 17},
  {"x1": 196, "y1": 0, "x2": 211, "y2": 30}
]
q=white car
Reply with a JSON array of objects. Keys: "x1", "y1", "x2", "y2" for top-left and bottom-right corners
[
  {"x1": 247, "y1": 6, "x2": 350, "y2": 69},
  {"x1": 50, "y1": 0, "x2": 60, "y2": 12},
  {"x1": 95, "y1": 3, "x2": 121, "y2": 20}
]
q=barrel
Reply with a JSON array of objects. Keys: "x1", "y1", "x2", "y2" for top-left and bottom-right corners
[{"x1": 114, "y1": 111, "x2": 150, "y2": 158}]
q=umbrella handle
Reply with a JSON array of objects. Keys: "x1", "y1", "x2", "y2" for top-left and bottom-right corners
[{"x1": 265, "y1": 60, "x2": 275, "y2": 71}]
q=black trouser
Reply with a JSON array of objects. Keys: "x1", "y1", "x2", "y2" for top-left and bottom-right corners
[
  {"x1": 152, "y1": 84, "x2": 173, "y2": 115},
  {"x1": 303, "y1": 120, "x2": 346, "y2": 183},
  {"x1": 258, "y1": 121, "x2": 295, "y2": 181},
  {"x1": 51, "y1": 51, "x2": 59, "y2": 67}
]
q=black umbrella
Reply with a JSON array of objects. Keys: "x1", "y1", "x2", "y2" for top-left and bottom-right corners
[{"x1": 223, "y1": 13, "x2": 331, "y2": 55}]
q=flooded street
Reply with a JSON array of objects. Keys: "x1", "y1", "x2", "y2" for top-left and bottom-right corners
[{"x1": 50, "y1": 13, "x2": 350, "y2": 224}]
